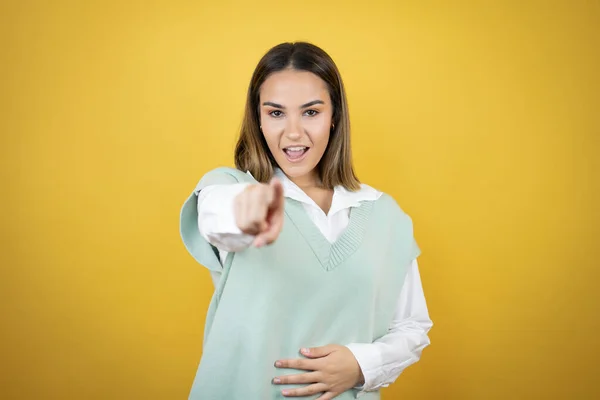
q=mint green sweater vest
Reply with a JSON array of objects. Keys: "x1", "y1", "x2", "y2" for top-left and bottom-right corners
[{"x1": 180, "y1": 167, "x2": 420, "y2": 400}]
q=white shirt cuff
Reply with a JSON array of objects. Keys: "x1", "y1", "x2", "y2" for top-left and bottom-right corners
[
  {"x1": 345, "y1": 343, "x2": 386, "y2": 394},
  {"x1": 197, "y1": 183, "x2": 256, "y2": 252}
]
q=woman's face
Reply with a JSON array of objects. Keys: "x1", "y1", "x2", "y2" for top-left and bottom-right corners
[{"x1": 259, "y1": 69, "x2": 333, "y2": 186}]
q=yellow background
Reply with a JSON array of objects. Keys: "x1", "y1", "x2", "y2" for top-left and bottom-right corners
[{"x1": 1, "y1": 1, "x2": 598, "y2": 399}]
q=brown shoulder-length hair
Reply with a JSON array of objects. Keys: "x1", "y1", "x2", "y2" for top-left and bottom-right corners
[{"x1": 234, "y1": 42, "x2": 360, "y2": 191}]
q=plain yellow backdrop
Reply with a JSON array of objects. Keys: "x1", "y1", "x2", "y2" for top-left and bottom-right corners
[{"x1": 1, "y1": 1, "x2": 598, "y2": 399}]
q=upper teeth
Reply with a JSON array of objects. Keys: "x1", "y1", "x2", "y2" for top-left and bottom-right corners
[{"x1": 286, "y1": 147, "x2": 306, "y2": 151}]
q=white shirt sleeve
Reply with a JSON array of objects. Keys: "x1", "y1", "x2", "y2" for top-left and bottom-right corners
[
  {"x1": 196, "y1": 183, "x2": 256, "y2": 253},
  {"x1": 346, "y1": 259, "x2": 433, "y2": 394}
]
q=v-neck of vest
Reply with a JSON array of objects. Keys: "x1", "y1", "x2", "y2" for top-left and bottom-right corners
[{"x1": 284, "y1": 198, "x2": 374, "y2": 271}]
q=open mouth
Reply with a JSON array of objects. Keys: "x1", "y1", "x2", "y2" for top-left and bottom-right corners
[{"x1": 283, "y1": 146, "x2": 310, "y2": 162}]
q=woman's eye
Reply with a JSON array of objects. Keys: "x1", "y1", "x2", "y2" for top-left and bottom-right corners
[
  {"x1": 269, "y1": 110, "x2": 283, "y2": 118},
  {"x1": 304, "y1": 109, "x2": 319, "y2": 117}
]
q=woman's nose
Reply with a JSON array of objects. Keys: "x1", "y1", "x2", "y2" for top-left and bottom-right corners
[{"x1": 285, "y1": 117, "x2": 302, "y2": 140}]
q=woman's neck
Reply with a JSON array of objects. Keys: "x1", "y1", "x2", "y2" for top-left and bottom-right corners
[
  {"x1": 288, "y1": 171, "x2": 321, "y2": 190},
  {"x1": 286, "y1": 170, "x2": 333, "y2": 215}
]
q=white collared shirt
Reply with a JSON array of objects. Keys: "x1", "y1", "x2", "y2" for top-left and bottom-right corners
[{"x1": 196, "y1": 169, "x2": 432, "y2": 393}]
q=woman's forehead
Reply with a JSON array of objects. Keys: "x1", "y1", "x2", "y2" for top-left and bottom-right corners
[{"x1": 260, "y1": 70, "x2": 329, "y2": 104}]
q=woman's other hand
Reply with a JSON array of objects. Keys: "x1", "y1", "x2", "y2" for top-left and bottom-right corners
[{"x1": 273, "y1": 345, "x2": 365, "y2": 399}]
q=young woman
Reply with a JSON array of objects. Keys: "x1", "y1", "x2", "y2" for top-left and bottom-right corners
[{"x1": 180, "y1": 42, "x2": 432, "y2": 400}]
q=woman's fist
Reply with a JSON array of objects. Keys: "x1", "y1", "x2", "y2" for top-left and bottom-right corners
[{"x1": 234, "y1": 178, "x2": 285, "y2": 247}]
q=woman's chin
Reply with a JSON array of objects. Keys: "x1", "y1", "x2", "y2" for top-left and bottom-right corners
[{"x1": 277, "y1": 163, "x2": 317, "y2": 181}]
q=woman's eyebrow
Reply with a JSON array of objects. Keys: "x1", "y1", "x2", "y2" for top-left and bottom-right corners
[
  {"x1": 300, "y1": 100, "x2": 325, "y2": 108},
  {"x1": 262, "y1": 100, "x2": 325, "y2": 109}
]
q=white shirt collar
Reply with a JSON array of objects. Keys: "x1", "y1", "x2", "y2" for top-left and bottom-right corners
[{"x1": 246, "y1": 168, "x2": 381, "y2": 214}]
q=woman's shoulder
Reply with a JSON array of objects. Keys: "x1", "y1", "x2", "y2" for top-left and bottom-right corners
[
  {"x1": 357, "y1": 183, "x2": 412, "y2": 221},
  {"x1": 202, "y1": 166, "x2": 248, "y2": 179},
  {"x1": 192, "y1": 166, "x2": 256, "y2": 193}
]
